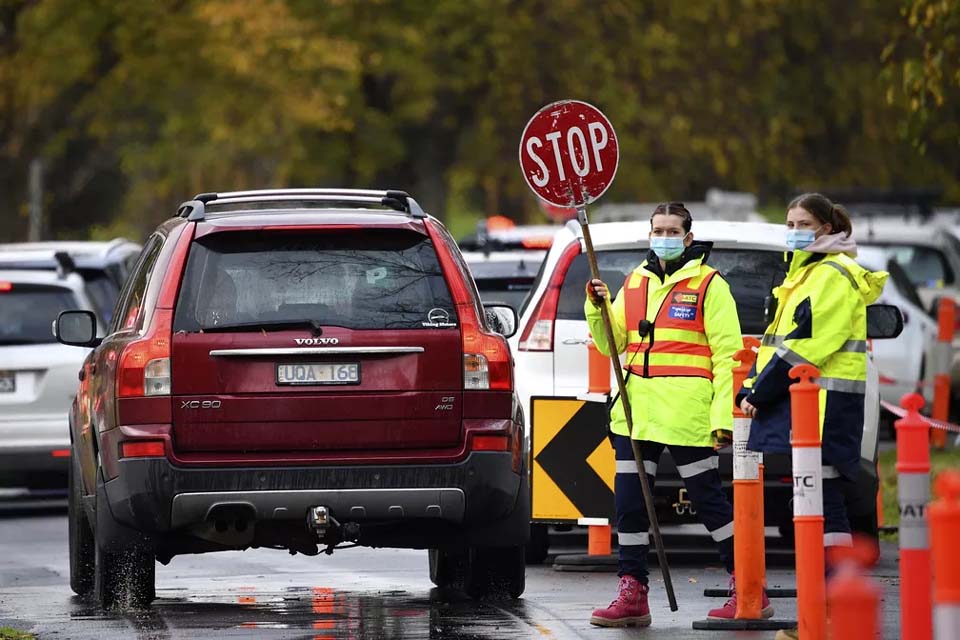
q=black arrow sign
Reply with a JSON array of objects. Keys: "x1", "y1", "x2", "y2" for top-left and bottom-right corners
[{"x1": 535, "y1": 401, "x2": 615, "y2": 519}]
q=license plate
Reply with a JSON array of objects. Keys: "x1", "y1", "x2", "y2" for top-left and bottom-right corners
[
  {"x1": 276, "y1": 363, "x2": 359, "y2": 386},
  {"x1": 0, "y1": 372, "x2": 14, "y2": 394}
]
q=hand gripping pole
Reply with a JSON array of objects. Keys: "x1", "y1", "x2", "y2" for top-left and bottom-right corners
[{"x1": 578, "y1": 204, "x2": 677, "y2": 611}]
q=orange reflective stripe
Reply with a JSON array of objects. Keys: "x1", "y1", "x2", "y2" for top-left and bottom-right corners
[
  {"x1": 624, "y1": 273, "x2": 648, "y2": 331},
  {"x1": 649, "y1": 340, "x2": 712, "y2": 358}
]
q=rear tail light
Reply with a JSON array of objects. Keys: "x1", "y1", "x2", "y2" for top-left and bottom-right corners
[
  {"x1": 426, "y1": 220, "x2": 512, "y2": 391},
  {"x1": 50, "y1": 449, "x2": 71, "y2": 458},
  {"x1": 518, "y1": 241, "x2": 581, "y2": 352},
  {"x1": 118, "y1": 309, "x2": 172, "y2": 398},
  {"x1": 120, "y1": 440, "x2": 165, "y2": 458},
  {"x1": 470, "y1": 434, "x2": 509, "y2": 451},
  {"x1": 0, "y1": 282, "x2": 11, "y2": 292}
]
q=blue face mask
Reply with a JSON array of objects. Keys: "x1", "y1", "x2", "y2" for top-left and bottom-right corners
[
  {"x1": 785, "y1": 229, "x2": 817, "y2": 251},
  {"x1": 650, "y1": 236, "x2": 686, "y2": 261}
]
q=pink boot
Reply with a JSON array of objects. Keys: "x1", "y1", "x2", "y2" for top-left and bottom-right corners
[
  {"x1": 590, "y1": 575, "x2": 652, "y2": 627},
  {"x1": 707, "y1": 574, "x2": 774, "y2": 619}
]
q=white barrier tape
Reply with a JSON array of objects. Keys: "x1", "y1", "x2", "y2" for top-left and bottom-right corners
[
  {"x1": 935, "y1": 604, "x2": 960, "y2": 640},
  {"x1": 898, "y1": 472, "x2": 930, "y2": 551},
  {"x1": 792, "y1": 447, "x2": 823, "y2": 517},
  {"x1": 733, "y1": 417, "x2": 760, "y2": 481},
  {"x1": 880, "y1": 400, "x2": 960, "y2": 434}
]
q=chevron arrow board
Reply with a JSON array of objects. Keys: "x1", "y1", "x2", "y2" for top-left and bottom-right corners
[{"x1": 531, "y1": 397, "x2": 616, "y2": 522}]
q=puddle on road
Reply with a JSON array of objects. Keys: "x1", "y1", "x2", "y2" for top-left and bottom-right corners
[{"x1": 47, "y1": 585, "x2": 556, "y2": 640}]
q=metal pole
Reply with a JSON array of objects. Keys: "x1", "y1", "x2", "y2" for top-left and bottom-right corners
[
  {"x1": 28, "y1": 158, "x2": 43, "y2": 242},
  {"x1": 577, "y1": 203, "x2": 678, "y2": 612}
]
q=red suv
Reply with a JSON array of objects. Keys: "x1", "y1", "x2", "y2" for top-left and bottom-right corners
[{"x1": 55, "y1": 189, "x2": 528, "y2": 608}]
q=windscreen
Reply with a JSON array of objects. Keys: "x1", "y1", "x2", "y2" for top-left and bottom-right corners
[
  {"x1": 0, "y1": 284, "x2": 78, "y2": 345},
  {"x1": 557, "y1": 248, "x2": 787, "y2": 335},
  {"x1": 173, "y1": 230, "x2": 456, "y2": 332}
]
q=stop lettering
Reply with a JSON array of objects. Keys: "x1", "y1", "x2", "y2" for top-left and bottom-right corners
[{"x1": 519, "y1": 100, "x2": 619, "y2": 208}]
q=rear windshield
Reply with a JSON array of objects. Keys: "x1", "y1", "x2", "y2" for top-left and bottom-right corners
[
  {"x1": 861, "y1": 243, "x2": 954, "y2": 288},
  {"x1": 0, "y1": 284, "x2": 78, "y2": 345},
  {"x1": 557, "y1": 249, "x2": 787, "y2": 335},
  {"x1": 173, "y1": 231, "x2": 456, "y2": 332}
]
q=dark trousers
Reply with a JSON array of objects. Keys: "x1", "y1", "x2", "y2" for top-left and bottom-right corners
[{"x1": 613, "y1": 434, "x2": 734, "y2": 582}]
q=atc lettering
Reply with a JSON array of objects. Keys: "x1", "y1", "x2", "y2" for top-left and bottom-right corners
[
  {"x1": 793, "y1": 474, "x2": 815, "y2": 490},
  {"x1": 899, "y1": 503, "x2": 926, "y2": 519}
]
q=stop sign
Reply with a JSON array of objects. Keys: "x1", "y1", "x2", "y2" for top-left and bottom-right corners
[{"x1": 519, "y1": 100, "x2": 619, "y2": 208}]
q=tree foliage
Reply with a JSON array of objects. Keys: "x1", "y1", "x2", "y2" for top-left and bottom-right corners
[{"x1": 0, "y1": 0, "x2": 957, "y2": 242}]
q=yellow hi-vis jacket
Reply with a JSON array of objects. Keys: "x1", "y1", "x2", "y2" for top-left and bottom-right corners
[
  {"x1": 739, "y1": 249, "x2": 887, "y2": 478},
  {"x1": 585, "y1": 252, "x2": 743, "y2": 447}
]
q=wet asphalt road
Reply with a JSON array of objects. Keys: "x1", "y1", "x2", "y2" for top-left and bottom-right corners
[{"x1": 0, "y1": 509, "x2": 901, "y2": 639}]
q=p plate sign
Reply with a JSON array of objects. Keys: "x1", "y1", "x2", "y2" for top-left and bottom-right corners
[{"x1": 519, "y1": 100, "x2": 619, "y2": 208}]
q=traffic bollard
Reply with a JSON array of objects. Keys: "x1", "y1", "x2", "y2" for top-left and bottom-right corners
[
  {"x1": 826, "y1": 539, "x2": 881, "y2": 640},
  {"x1": 731, "y1": 338, "x2": 767, "y2": 620},
  {"x1": 587, "y1": 339, "x2": 611, "y2": 394},
  {"x1": 930, "y1": 470, "x2": 960, "y2": 640},
  {"x1": 932, "y1": 298, "x2": 955, "y2": 449},
  {"x1": 897, "y1": 392, "x2": 933, "y2": 640},
  {"x1": 587, "y1": 523, "x2": 612, "y2": 557},
  {"x1": 789, "y1": 364, "x2": 826, "y2": 640}
]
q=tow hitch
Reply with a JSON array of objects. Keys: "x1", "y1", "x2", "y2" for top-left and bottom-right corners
[{"x1": 306, "y1": 506, "x2": 361, "y2": 555}]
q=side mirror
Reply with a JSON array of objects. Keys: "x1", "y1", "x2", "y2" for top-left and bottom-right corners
[
  {"x1": 484, "y1": 304, "x2": 518, "y2": 338},
  {"x1": 866, "y1": 304, "x2": 904, "y2": 340},
  {"x1": 54, "y1": 310, "x2": 101, "y2": 347}
]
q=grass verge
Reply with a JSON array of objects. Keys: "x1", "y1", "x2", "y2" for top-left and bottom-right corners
[
  {"x1": 879, "y1": 446, "x2": 960, "y2": 540},
  {"x1": 0, "y1": 627, "x2": 35, "y2": 640}
]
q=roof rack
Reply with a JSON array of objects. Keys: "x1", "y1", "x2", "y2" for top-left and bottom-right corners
[{"x1": 176, "y1": 189, "x2": 427, "y2": 222}]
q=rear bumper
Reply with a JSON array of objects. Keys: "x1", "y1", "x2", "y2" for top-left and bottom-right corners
[
  {"x1": 0, "y1": 446, "x2": 69, "y2": 490},
  {"x1": 99, "y1": 451, "x2": 527, "y2": 549}
]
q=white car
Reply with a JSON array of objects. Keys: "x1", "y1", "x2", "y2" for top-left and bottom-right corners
[
  {"x1": 515, "y1": 219, "x2": 893, "y2": 544},
  {"x1": 0, "y1": 269, "x2": 104, "y2": 498},
  {"x1": 856, "y1": 246, "x2": 937, "y2": 408},
  {"x1": 855, "y1": 220, "x2": 960, "y2": 388}
]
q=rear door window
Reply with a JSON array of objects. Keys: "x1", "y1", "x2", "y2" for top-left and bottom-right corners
[
  {"x1": 0, "y1": 284, "x2": 78, "y2": 345},
  {"x1": 173, "y1": 230, "x2": 455, "y2": 331},
  {"x1": 558, "y1": 248, "x2": 787, "y2": 335},
  {"x1": 866, "y1": 243, "x2": 954, "y2": 287}
]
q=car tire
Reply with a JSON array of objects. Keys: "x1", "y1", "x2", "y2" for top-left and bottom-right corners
[
  {"x1": 428, "y1": 548, "x2": 467, "y2": 589},
  {"x1": 68, "y1": 459, "x2": 95, "y2": 597},
  {"x1": 525, "y1": 524, "x2": 549, "y2": 565},
  {"x1": 464, "y1": 545, "x2": 526, "y2": 600}
]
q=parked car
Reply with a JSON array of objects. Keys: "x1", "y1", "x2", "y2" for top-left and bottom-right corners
[
  {"x1": 515, "y1": 219, "x2": 895, "y2": 549},
  {"x1": 0, "y1": 240, "x2": 142, "y2": 324},
  {"x1": 56, "y1": 189, "x2": 528, "y2": 608},
  {"x1": 462, "y1": 250, "x2": 547, "y2": 312},
  {"x1": 855, "y1": 221, "x2": 960, "y2": 391},
  {"x1": 856, "y1": 247, "x2": 937, "y2": 411},
  {"x1": 0, "y1": 269, "x2": 104, "y2": 499},
  {"x1": 457, "y1": 218, "x2": 558, "y2": 253}
]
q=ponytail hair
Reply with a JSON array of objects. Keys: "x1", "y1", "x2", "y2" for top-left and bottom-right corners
[{"x1": 788, "y1": 193, "x2": 853, "y2": 238}]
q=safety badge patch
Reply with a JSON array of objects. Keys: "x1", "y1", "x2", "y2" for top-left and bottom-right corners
[
  {"x1": 671, "y1": 291, "x2": 699, "y2": 305},
  {"x1": 668, "y1": 305, "x2": 697, "y2": 321}
]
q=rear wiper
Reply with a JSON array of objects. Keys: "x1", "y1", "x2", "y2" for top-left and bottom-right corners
[{"x1": 197, "y1": 319, "x2": 325, "y2": 335}]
